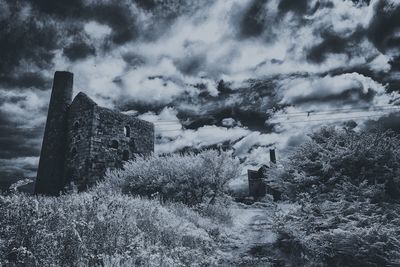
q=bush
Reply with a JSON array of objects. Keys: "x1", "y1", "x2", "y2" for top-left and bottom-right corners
[
  {"x1": 0, "y1": 188, "x2": 228, "y2": 266},
  {"x1": 274, "y1": 199, "x2": 400, "y2": 266},
  {"x1": 268, "y1": 127, "x2": 400, "y2": 266},
  {"x1": 104, "y1": 150, "x2": 240, "y2": 207},
  {"x1": 266, "y1": 127, "x2": 400, "y2": 202}
]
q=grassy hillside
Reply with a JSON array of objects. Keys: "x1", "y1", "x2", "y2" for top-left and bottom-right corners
[{"x1": 0, "y1": 151, "x2": 239, "y2": 266}]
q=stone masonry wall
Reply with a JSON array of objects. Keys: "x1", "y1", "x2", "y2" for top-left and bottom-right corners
[
  {"x1": 85, "y1": 106, "x2": 154, "y2": 187},
  {"x1": 63, "y1": 92, "x2": 154, "y2": 190},
  {"x1": 64, "y1": 95, "x2": 95, "y2": 190}
]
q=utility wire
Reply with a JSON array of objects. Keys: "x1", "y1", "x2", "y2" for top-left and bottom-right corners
[
  {"x1": 6, "y1": 106, "x2": 400, "y2": 130},
  {"x1": 273, "y1": 105, "x2": 400, "y2": 117},
  {"x1": 152, "y1": 105, "x2": 400, "y2": 122},
  {"x1": 272, "y1": 114, "x2": 391, "y2": 124},
  {"x1": 273, "y1": 109, "x2": 400, "y2": 120},
  {"x1": 155, "y1": 111, "x2": 399, "y2": 132}
]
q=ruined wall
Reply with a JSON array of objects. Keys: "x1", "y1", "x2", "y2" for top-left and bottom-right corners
[
  {"x1": 36, "y1": 72, "x2": 155, "y2": 193},
  {"x1": 85, "y1": 106, "x2": 154, "y2": 186},
  {"x1": 248, "y1": 165, "x2": 281, "y2": 201},
  {"x1": 248, "y1": 169, "x2": 266, "y2": 199},
  {"x1": 64, "y1": 97, "x2": 154, "y2": 189},
  {"x1": 64, "y1": 93, "x2": 95, "y2": 190}
]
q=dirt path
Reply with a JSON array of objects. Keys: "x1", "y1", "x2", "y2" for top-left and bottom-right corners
[{"x1": 220, "y1": 203, "x2": 280, "y2": 266}]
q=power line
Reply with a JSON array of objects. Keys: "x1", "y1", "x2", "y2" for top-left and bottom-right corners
[
  {"x1": 272, "y1": 114, "x2": 392, "y2": 124},
  {"x1": 155, "y1": 112, "x2": 399, "y2": 132},
  {"x1": 156, "y1": 130, "x2": 183, "y2": 132},
  {"x1": 5, "y1": 106, "x2": 400, "y2": 130},
  {"x1": 153, "y1": 122, "x2": 181, "y2": 125},
  {"x1": 273, "y1": 105, "x2": 400, "y2": 117},
  {"x1": 152, "y1": 105, "x2": 400, "y2": 123}
]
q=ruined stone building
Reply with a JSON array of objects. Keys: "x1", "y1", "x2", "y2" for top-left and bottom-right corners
[
  {"x1": 35, "y1": 71, "x2": 154, "y2": 195},
  {"x1": 248, "y1": 149, "x2": 281, "y2": 201}
]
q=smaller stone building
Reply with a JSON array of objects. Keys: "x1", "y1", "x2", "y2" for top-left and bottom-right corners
[
  {"x1": 248, "y1": 149, "x2": 281, "y2": 200},
  {"x1": 248, "y1": 166, "x2": 267, "y2": 199}
]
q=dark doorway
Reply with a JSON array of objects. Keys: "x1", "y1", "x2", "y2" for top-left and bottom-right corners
[{"x1": 123, "y1": 150, "x2": 129, "y2": 161}]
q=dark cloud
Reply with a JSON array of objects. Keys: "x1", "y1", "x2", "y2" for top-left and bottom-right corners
[
  {"x1": 217, "y1": 80, "x2": 234, "y2": 95},
  {"x1": 278, "y1": 0, "x2": 308, "y2": 14},
  {"x1": 238, "y1": 0, "x2": 268, "y2": 38},
  {"x1": 350, "y1": 0, "x2": 371, "y2": 5},
  {"x1": 0, "y1": 114, "x2": 43, "y2": 159},
  {"x1": 176, "y1": 55, "x2": 206, "y2": 76},
  {"x1": 90, "y1": 4, "x2": 139, "y2": 45},
  {"x1": 307, "y1": 29, "x2": 364, "y2": 63},
  {"x1": 386, "y1": 80, "x2": 400, "y2": 93},
  {"x1": 63, "y1": 42, "x2": 96, "y2": 61},
  {"x1": 122, "y1": 53, "x2": 146, "y2": 67},
  {"x1": 0, "y1": 0, "x2": 143, "y2": 89},
  {"x1": 307, "y1": 32, "x2": 346, "y2": 63},
  {"x1": 0, "y1": 10, "x2": 58, "y2": 86},
  {"x1": 32, "y1": 0, "x2": 139, "y2": 45},
  {"x1": 0, "y1": 105, "x2": 41, "y2": 186},
  {"x1": 26, "y1": 0, "x2": 85, "y2": 18},
  {"x1": 183, "y1": 107, "x2": 271, "y2": 132},
  {"x1": 367, "y1": 0, "x2": 400, "y2": 53},
  {"x1": 0, "y1": 72, "x2": 51, "y2": 90},
  {"x1": 310, "y1": 0, "x2": 334, "y2": 13},
  {"x1": 0, "y1": 157, "x2": 37, "y2": 190},
  {"x1": 291, "y1": 87, "x2": 376, "y2": 105},
  {"x1": 167, "y1": 78, "x2": 280, "y2": 132},
  {"x1": 135, "y1": 0, "x2": 158, "y2": 11}
]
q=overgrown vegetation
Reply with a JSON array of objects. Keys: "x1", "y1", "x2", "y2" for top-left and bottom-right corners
[
  {"x1": 104, "y1": 150, "x2": 240, "y2": 209},
  {"x1": 268, "y1": 127, "x2": 400, "y2": 266},
  {"x1": 4, "y1": 128, "x2": 400, "y2": 266},
  {"x1": 0, "y1": 151, "x2": 239, "y2": 266}
]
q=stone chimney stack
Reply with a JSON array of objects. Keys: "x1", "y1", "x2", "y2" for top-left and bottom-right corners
[{"x1": 35, "y1": 71, "x2": 73, "y2": 195}]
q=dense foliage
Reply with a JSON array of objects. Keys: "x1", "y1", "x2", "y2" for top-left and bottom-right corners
[
  {"x1": 0, "y1": 150, "x2": 237, "y2": 266},
  {"x1": 267, "y1": 126, "x2": 400, "y2": 202},
  {"x1": 105, "y1": 150, "x2": 240, "y2": 207},
  {"x1": 268, "y1": 127, "x2": 400, "y2": 266}
]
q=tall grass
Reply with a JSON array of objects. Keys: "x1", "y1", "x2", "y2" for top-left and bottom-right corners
[{"x1": 0, "y1": 150, "x2": 240, "y2": 266}]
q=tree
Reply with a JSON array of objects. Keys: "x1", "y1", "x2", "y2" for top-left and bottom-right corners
[
  {"x1": 104, "y1": 150, "x2": 240, "y2": 206},
  {"x1": 268, "y1": 126, "x2": 400, "y2": 266}
]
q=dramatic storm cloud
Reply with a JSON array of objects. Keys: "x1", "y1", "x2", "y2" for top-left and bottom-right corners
[{"x1": 0, "y1": 0, "x2": 399, "y2": 181}]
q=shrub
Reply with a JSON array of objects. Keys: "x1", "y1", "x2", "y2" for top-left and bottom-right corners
[{"x1": 104, "y1": 150, "x2": 240, "y2": 207}]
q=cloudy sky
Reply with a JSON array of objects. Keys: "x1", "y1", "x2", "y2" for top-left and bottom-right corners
[{"x1": 1, "y1": 0, "x2": 400, "y2": 181}]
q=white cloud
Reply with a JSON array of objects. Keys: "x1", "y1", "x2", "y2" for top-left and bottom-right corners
[
  {"x1": 84, "y1": 21, "x2": 112, "y2": 39},
  {"x1": 280, "y1": 73, "x2": 387, "y2": 105},
  {"x1": 50, "y1": 0, "x2": 392, "y2": 111},
  {"x1": 46, "y1": 0, "x2": 400, "y2": 165},
  {"x1": 156, "y1": 125, "x2": 250, "y2": 154},
  {"x1": 369, "y1": 54, "x2": 392, "y2": 72},
  {"x1": 0, "y1": 89, "x2": 48, "y2": 127}
]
